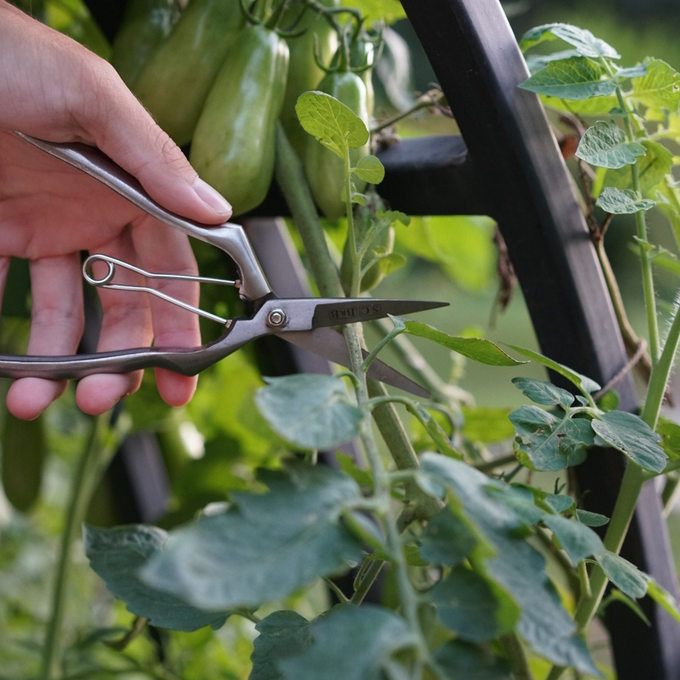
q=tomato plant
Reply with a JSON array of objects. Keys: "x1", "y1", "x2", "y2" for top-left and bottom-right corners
[{"x1": 6, "y1": 2, "x2": 680, "y2": 680}]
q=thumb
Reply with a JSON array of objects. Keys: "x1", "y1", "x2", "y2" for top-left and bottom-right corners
[{"x1": 81, "y1": 67, "x2": 232, "y2": 225}]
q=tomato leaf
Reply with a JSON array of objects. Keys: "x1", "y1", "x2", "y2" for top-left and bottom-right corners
[
  {"x1": 251, "y1": 611, "x2": 311, "y2": 680},
  {"x1": 432, "y1": 641, "x2": 512, "y2": 680},
  {"x1": 576, "y1": 121, "x2": 647, "y2": 169},
  {"x1": 595, "y1": 551, "x2": 648, "y2": 599},
  {"x1": 509, "y1": 406, "x2": 595, "y2": 471},
  {"x1": 575, "y1": 509, "x2": 610, "y2": 527},
  {"x1": 140, "y1": 465, "x2": 364, "y2": 610},
  {"x1": 352, "y1": 155, "x2": 385, "y2": 184},
  {"x1": 519, "y1": 57, "x2": 617, "y2": 100},
  {"x1": 403, "y1": 321, "x2": 526, "y2": 366},
  {"x1": 507, "y1": 345, "x2": 601, "y2": 396},
  {"x1": 520, "y1": 23, "x2": 620, "y2": 59},
  {"x1": 596, "y1": 187, "x2": 656, "y2": 214},
  {"x1": 420, "y1": 510, "x2": 478, "y2": 566},
  {"x1": 542, "y1": 514, "x2": 604, "y2": 564},
  {"x1": 598, "y1": 140, "x2": 673, "y2": 196},
  {"x1": 255, "y1": 374, "x2": 362, "y2": 450},
  {"x1": 83, "y1": 524, "x2": 230, "y2": 632},
  {"x1": 591, "y1": 410, "x2": 667, "y2": 473},
  {"x1": 431, "y1": 566, "x2": 520, "y2": 642},
  {"x1": 645, "y1": 576, "x2": 680, "y2": 623},
  {"x1": 277, "y1": 605, "x2": 417, "y2": 680},
  {"x1": 631, "y1": 58, "x2": 680, "y2": 113},
  {"x1": 420, "y1": 454, "x2": 598, "y2": 674},
  {"x1": 512, "y1": 377, "x2": 575, "y2": 408},
  {"x1": 296, "y1": 91, "x2": 369, "y2": 160}
]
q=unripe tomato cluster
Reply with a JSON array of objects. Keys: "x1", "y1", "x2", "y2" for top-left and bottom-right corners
[{"x1": 112, "y1": 0, "x2": 375, "y2": 219}]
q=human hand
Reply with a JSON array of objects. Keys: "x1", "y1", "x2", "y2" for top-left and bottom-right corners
[{"x1": 0, "y1": 1, "x2": 233, "y2": 420}]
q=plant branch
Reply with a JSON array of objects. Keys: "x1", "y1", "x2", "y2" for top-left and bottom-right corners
[{"x1": 41, "y1": 414, "x2": 126, "y2": 680}]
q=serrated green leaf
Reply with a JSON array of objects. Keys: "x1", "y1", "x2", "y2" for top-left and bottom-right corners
[
  {"x1": 251, "y1": 611, "x2": 311, "y2": 680},
  {"x1": 486, "y1": 485, "x2": 544, "y2": 526},
  {"x1": 542, "y1": 514, "x2": 604, "y2": 564},
  {"x1": 654, "y1": 417, "x2": 680, "y2": 460},
  {"x1": 84, "y1": 525, "x2": 230, "y2": 631},
  {"x1": 631, "y1": 58, "x2": 680, "y2": 112},
  {"x1": 352, "y1": 155, "x2": 385, "y2": 184},
  {"x1": 403, "y1": 321, "x2": 525, "y2": 366},
  {"x1": 596, "y1": 551, "x2": 647, "y2": 599},
  {"x1": 420, "y1": 510, "x2": 478, "y2": 566},
  {"x1": 510, "y1": 406, "x2": 595, "y2": 471},
  {"x1": 520, "y1": 57, "x2": 617, "y2": 100},
  {"x1": 376, "y1": 252, "x2": 406, "y2": 275},
  {"x1": 141, "y1": 465, "x2": 363, "y2": 610},
  {"x1": 277, "y1": 605, "x2": 417, "y2": 680},
  {"x1": 545, "y1": 493, "x2": 575, "y2": 514},
  {"x1": 596, "y1": 187, "x2": 656, "y2": 214},
  {"x1": 431, "y1": 566, "x2": 519, "y2": 642},
  {"x1": 645, "y1": 576, "x2": 680, "y2": 623},
  {"x1": 512, "y1": 377, "x2": 575, "y2": 408},
  {"x1": 525, "y1": 49, "x2": 581, "y2": 74},
  {"x1": 296, "y1": 91, "x2": 369, "y2": 160},
  {"x1": 591, "y1": 410, "x2": 667, "y2": 473},
  {"x1": 598, "y1": 140, "x2": 673, "y2": 196},
  {"x1": 415, "y1": 404, "x2": 463, "y2": 459},
  {"x1": 255, "y1": 374, "x2": 362, "y2": 450},
  {"x1": 575, "y1": 509, "x2": 610, "y2": 527},
  {"x1": 538, "y1": 92, "x2": 620, "y2": 116},
  {"x1": 576, "y1": 121, "x2": 647, "y2": 169},
  {"x1": 507, "y1": 345, "x2": 601, "y2": 395},
  {"x1": 432, "y1": 641, "x2": 512, "y2": 680},
  {"x1": 520, "y1": 23, "x2": 620, "y2": 59},
  {"x1": 616, "y1": 63, "x2": 650, "y2": 79},
  {"x1": 420, "y1": 454, "x2": 598, "y2": 674}
]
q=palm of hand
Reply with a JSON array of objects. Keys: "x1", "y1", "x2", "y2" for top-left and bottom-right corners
[{"x1": 0, "y1": 130, "x2": 200, "y2": 419}]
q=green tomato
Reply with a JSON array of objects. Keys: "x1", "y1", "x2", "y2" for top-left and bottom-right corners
[
  {"x1": 2, "y1": 412, "x2": 46, "y2": 512},
  {"x1": 304, "y1": 70, "x2": 370, "y2": 221},
  {"x1": 190, "y1": 24, "x2": 289, "y2": 216},
  {"x1": 110, "y1": 0, "x2": 179, "y2": 87},
  {"x1": 132, "y1": 0, "x2": 246, "y2": 146},
  {"x1": 280, "y1": 0, "x2": 339, "y2": 156}
]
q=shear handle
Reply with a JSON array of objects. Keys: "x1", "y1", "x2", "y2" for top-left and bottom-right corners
[{"x1": 15, "y1": 132, "x2": 273, "y2": 302}]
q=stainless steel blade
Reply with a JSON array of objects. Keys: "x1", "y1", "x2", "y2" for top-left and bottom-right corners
[
  {"x1": 279, "y1": 327, "x2": 430, "y2": 398},
  {"x1": 311, "y1": 299, "x2": 448, "y2": 328}
]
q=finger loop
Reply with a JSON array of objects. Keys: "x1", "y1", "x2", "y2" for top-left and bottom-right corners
[{"x1": 82, "y1": 253, "x2": 231, "y2": 325}]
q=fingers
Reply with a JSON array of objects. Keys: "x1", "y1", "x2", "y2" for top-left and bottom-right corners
[
  {"x1": 132, "y1": 215, "x2": 200, "y2": 406},
  {"x1": 6, "y1": 254, "x2": 83, "y2": 420},
  {"x1": 76, "y1": 228, "x2": 152, "y2": 415},
  {"x1": 75, "y1": 64, "x2": 233, "y2": 225}
]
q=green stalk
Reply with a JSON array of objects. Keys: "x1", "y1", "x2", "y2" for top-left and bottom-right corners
[
  {"x1": 611, "y1": 80, "x2": 659, "y2": 362},
  {"x1": 642, "y1": 301, "x2": 680, "y2": 429},
  {"x1": 545, "y1": 69, "x2": 672, "y2": 680},
  {"x1": 274, "y1": 122, "x2": 441, "y2": 520},
  {"x1": 41, "y1": 415, "x2": 124, "y2": 680},
  {"x1": 343, "y1": 324, "x2": 429, "y2": 662},
  {"x1": 545, "y1": 462, "x2": 645, "y2": 680},
  {"x1": 274, "y1": 122, "x2": 344, "y2": 298}
]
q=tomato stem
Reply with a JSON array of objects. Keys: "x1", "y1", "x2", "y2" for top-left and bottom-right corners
[{"x1": 41, "y1": 415, "x2": 127, "y2": 680}]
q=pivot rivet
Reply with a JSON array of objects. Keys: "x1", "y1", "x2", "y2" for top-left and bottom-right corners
[{"x1": 266, "y1": 309, "x2": 287, "y2": 328}]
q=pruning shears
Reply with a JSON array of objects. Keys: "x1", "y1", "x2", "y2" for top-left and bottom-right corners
[{"x1": 0, "y1": 134, "x2": 445, "y2": 396}]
